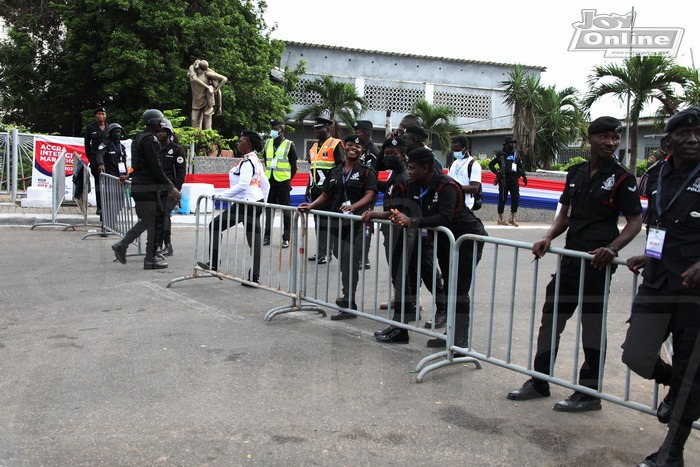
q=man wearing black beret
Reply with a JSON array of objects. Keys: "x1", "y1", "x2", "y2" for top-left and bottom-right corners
[
  {"x1": 508, "y1": 116, "x2": 642, "y2": 412},
  {"x1": 84, "y1": 106, "x2": 109, "y2": 221},
  {"x1": 389, "y1": 147, "x2": 487, "y2": 347},
  {"x1": 621, "y1": 107, "x2": 700, "y2": 466}
]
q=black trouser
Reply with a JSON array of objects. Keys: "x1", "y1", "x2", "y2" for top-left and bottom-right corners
[
  {"x1": 436, "y1": 234, "x2": 483, "y2": 345},
  {"x1": 408, "y1": 234, "x2": 448, "y2": 315},
  {"x1": 264, "y1": 180, "x2": 292, "y2": 242},
  {"x1": 208, "y1": 202, "x2": 263, "y2": 280},
  {"x1": 622, "y1": 285, "x2": 700, "y2": 424},
  {"x1": 497, "y1": 178, "x2": 520, "y2": 214},
  {"x1": 156, "y1": 192, "x2": 178, "y2": 247},
  {"x1": 381, "y1": 224, "x2": 418, "y2": 320},
  {"x1": 90, "y1": 165, "x2": 102, "y2": 218},
  {"x1": 330, "y1": 218, "x2": 363, "y2": 304},
  {"x1": 533, "y1": 258, "x2": 612, "y2": 390},
  {"x1": 311, "y1": 188, "x2": 333, "y2": 258},
  {"x1": 122, "y1": 195, "x2": 162, "y2": 259}
]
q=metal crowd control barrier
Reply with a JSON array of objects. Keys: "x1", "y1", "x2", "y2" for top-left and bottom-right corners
[
  {"x1": 0, "y1": 131, "x2": 9, "y2": 195},
  {"x1": 31, "y1": 152, "x2": 75, "y2": 230},
  {"x1": 82, "y1": 174, "x2": 142, "y2": 256},
  {"x1": 426, "y1": 233, "x2": 699, "y2": 429},
  {"x1": 167, "y1": 196, "x2": 312, "y2": 317},
  {"x1": 71, "y1": 153, "x2": 91, "y2": 225}
]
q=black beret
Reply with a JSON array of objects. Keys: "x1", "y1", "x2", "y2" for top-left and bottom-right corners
[
  {"x1": 344, "y1": 135, "x2": 365, "y2": 146},
  {"x1": 664, "y1": 107, "x2": 700, "y2": 133},
  {"x1": 382, "y1": 136, "x2": 407, "y2": 150},
  {"x1": 588, "y1": 116, "x2": 623, "y2": 135},
  {"x1": 94, "y1": 106, "x2": 106, "y2": 114},
  {"x1": 407, "y1": 147, "x2": 434, "y2": 165},
  {"x1": 404, "y1": 126, "x2": 428, "y2": 140},
  {"x1": 504, "y1": 136, "x2": 517, "y2": 143},
  {"x1": 313, "y1": 117, "x2": 333, "y2": 128},
  {"x1": 353, "y1": 120, "x2": 373, "y2": 131},
  {"x1": 241, "y1": 130, "x2": 262, "y2": 149},
  {"x1": 270, "y1": 119, "x2": 285, "y2": 127}
]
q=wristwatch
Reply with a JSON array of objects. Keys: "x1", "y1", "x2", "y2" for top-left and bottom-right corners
[{"x1": 606, "y1": 245, "x2": 619, "y2": 257}]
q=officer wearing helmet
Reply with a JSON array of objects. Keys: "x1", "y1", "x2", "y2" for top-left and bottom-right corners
[
  {"x1": 95, "y1": 123, "x2": 128, "y2": 178},
  {"x1": 155, "y1": 118, "x2": 187, "y2": 256},
  {"x1": 111, "y1": 109, "x2": 181, "y2": 269}
]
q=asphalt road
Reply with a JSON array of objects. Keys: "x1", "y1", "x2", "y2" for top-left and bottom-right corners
[{"x1": 0, "y1": 224, "x2": 696, "y2": 466}]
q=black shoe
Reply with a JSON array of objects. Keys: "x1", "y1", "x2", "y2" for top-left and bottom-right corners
[
  {"x1": 308, "y1": 254, "x2": 317, "y2": 262},
  {"x1": 161, "y1": 243, "x2": 173, "y2": 256},
  {"x1": 144, "y1": 257, "x2": 168, "y2": 269},
  {"x1": 281, "y1": 240, "x2": 290, "y2": 249},
  {"x1": 657, "y1": 389, "x2": 675, "y2": 424},
  {"x1": 263, "y1": 237, "x2": 270, "y2": 246},
  {"x1": 111, "y1": 242, "x2": 127, "y2": 264},
  {"x1": 374, "y1": 326, "x2": 394, "y2": 337},
  {"x1": 330, "y1": 311, "x2": 357, "y2": 321},
  {"x1": 507, "y1": 379, "x2": 551, "y2": 400},
  {"x1": 426, "y1": 334, "x2": 446, "y2": 348},
  {"x1": 375, "y1": 327, "x2": 409, "y2": 343},
  {"x1": 197, "y1": 261, "x2": 217, "y2": 272},
  {"x1": 317, "y1": 255, "x2": 329, "y2": 265},
  {"x1": 357, "y1": 261, "x2": 371, "y2": 270},
  {"x1": 241, "y1": 279, "x2": 260, "y2": 288},
  {"x1": 335, "y1": 297, "x2": 357, "y2": 309},
  {"x1": 424, "y1": 311, "x2": 447, "y2": 329},
  {"x1": 553, "y1": 391, "x2": 601, "y2": 412}
]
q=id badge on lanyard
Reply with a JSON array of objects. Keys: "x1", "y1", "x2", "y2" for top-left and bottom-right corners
[
  {"x1": 270, "y1": 158, "x2": 278, "y2": 169},
  {"x1": 644, "y1": 227, "x2": 666, "y2": 259}
]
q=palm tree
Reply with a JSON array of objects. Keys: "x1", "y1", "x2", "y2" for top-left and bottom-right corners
[
  {"x1": 681, "y1": 68, "x2": 700, "y2": 108},
  {"x1": 500, "y1": 65, "x2": 540, "y2": 170},
  {"x1": 410, "y1": 99, "x2": 460, "y2": 155},
  {"x1": 534, "y1": 86, "x2": 584, "y2": 169},
  {"x1": 294, "y1": 75, "x2": 366, "y2": 137},
  {"x1": 583, "y1": 55, "x2": 691, "y2": 175}
]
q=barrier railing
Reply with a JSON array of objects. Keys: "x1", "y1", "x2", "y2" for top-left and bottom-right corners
[
  {"x1": 0, "y1": 131, "x2": 9, "y2": 194},
  {"x1": 82, "y1": 173, "x2": 142, "y2": 256},
  {"x1": 424, "y1": 233, "x2": 699, "y2": 429},
  {"x1": 167, "y1": 197, "x2": 314, "y2": 317},
  {"x1": 171, "y1": 198, "x2": 693, "y2": 427},
  {"x1": 31, "y1": 152, "x2": 75, "y2": 230}
]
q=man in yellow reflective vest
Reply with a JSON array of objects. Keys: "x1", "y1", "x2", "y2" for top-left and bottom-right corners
[
  {"x1": 306, "y1": 116, "x2": 344, "y2": 264},
  {"x1": 263, "y1": 120, "x2": 298, "y2": 249}
]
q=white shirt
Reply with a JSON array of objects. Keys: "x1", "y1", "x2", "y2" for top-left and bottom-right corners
[
  {"x1": 448, "y1": 155, "x2": 481, "y2": 209},
  {"x1": 220, "y1": 152, "x2": 270, "y2": 202}
]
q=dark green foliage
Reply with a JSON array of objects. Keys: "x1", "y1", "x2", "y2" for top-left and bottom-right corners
[{"x1": 0, "y1": 0, "x2": 300, "y2": 138}]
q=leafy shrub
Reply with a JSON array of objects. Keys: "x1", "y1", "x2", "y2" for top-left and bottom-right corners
[{"x1": 563, "y1": 156, "x2": 588, "y2": 170}]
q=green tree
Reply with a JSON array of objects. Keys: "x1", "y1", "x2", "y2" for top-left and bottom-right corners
[
  {"x1": 583, "y1": 55, "x2": 691, "y2": 175},
  {"x1": 534, "y1": 86, "x2": 584, "y2": 169},
  {"x1": 410, "y1": 99, "x2": 460, "y2": 155},
  {"x1": 293, "y1": 75, "x2": 366, "y2": 137},
  {"x1": 0, "y1": 0, "x2": 302, "y2": 138},
  {"x1": 681, "y1": 68, "x2": 700, "y2": 108},
  {"x1": 500, "y1": 65, "x2": 540, "y2": 171}
]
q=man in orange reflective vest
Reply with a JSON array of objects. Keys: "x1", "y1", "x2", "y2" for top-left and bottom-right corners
[{"x1": 306, "y1": 117, "x2": 344, "y2": 264}]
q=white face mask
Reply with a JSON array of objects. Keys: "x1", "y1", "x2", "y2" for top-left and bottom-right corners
[
  {"x1": 454, "y1": 151, "x2": 465, "y2": 160},
  {"x1": 269, "y1": 130, "x2": 280, "y2": 139}
]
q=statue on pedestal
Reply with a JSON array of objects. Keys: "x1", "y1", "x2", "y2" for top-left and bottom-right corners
[{"x1": 188, "y1": 59, "x2": 228, "y2": 130}]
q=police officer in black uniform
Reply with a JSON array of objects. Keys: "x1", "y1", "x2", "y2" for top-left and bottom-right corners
[
  {"x1": 507, "y1": 116, "x2": 642, "y2": 412},
  {"x1": 155, "y1": 119, "x2": 186, "y2": 257},
  {"x1": 298, "y1": 135, "x2": 378, "y2": 320},
  {"x1": 353, "y1": 120, "x2": 380, "y2": 270},
  {"x1": 95, "y1": 123, "x2": 127, "y2": 178},
  {"x1": 84, "y1": 106, "x2": 109, "y2": 217},
  {"x1": 389, "y1": 147, "x2": 487, "y2": 348},
  {"x1": 489, "y1": 136, "x2": 527, "y2": 226},
  {"x1": 621, "y1": 108, "x2": 700, "y2": 467},
  {"x1": 111, "y1": 109, "x2": 180, "y2": 270},
  {"x1": 362, "y1": 136, "x2": 419, "y2": 343}
]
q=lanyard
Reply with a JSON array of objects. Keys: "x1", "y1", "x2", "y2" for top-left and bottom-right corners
[
  {"x1": 418, "y1": 186, "x2": 430, "y2": 216},
  {"x1": 655, "y1": 162, "x2": 700, "y2": 224},
  {"x1": 341, "y1": 167, "x2": 354, "y2": 201}
]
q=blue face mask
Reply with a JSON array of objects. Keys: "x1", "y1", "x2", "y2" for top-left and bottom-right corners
[
  {"x1": 270, "y1": 130, "x2": 280, "y2": 139},
  {"x1": 454, "y1": 151, "x2": 465, "y2": 160}
]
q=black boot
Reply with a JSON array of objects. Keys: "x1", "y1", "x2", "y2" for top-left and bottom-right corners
[
  {"x1": 638, "y1": 423, "x2": 691, "y2": 467},
  {"x1": 111, "y1": 241, "x2": 127, "y2": 264},
  {"x1": 454, "y1": 312, "x2": 470, "y2": 348},
  {"x1": 424, "y1": 310, "x2": 447, "y2": 329},
  {"x1": 144, "y1": 256, "x2": 168, "y2": 269}
]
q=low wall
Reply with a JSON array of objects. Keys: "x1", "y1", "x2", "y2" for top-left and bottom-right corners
[{"x1": 191, "y1": 157, "x2": 562, "y2": 224}]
